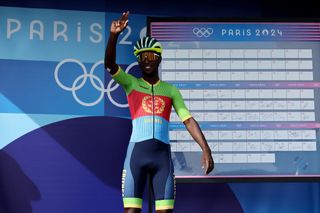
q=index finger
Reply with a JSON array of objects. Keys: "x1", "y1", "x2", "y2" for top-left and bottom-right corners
[
  {"x1": 120, "y1": 11, "x2": 130, "y2": 21},
  {"x1": 206, "y1": 161, "x2": 209, "y2": 174},
  {"x1": 205, "y1": 160, "x2": 213, "y2": 175}
]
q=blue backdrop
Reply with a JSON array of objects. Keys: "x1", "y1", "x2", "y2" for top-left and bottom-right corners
[{"x1": 0, "y1": 3, "x2": 319, "y2": 213}]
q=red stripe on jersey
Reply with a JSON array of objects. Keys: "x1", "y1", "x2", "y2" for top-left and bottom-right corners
[{"x1": 128, "y1": 90, "x2": 172, "y2": 121}]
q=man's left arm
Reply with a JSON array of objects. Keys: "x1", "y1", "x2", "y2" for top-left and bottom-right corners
[
  {"x1": 183, "y1": 117, "x2": 214, "y2": 175},
  {"x1": 172, "y1": 85, "x2": 214, "y2": 175}
]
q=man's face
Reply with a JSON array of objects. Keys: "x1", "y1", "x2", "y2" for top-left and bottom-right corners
[{"x1": 137, "y1": 51, "x2": 161, "y2": 75}]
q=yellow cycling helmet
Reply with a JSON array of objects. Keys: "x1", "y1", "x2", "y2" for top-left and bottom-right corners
[{"x1": 133, "y1": 36, "x2": 163, "y2": 57}]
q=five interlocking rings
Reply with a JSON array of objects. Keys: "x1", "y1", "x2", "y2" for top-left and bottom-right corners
[
  {"x1": 54, "y1": 59, "x2": 137, "y2": 107},
  {"x1": 192, "y1": 27, "x2": 214, "y2": 38}
]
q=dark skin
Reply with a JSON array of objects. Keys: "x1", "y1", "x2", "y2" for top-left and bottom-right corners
[{"x1": 105, "y1": 11, "x2": 214, "y2": 213}]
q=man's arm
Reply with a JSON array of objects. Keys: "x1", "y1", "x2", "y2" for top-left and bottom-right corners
[
  {"x1": 183, "y1": 117, "x2": 214, "y2": 175},
  {"x1": 104, "y1": 11, "x2": 129, "y2": 75}
]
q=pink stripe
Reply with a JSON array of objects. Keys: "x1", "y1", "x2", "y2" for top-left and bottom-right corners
[
  {"x1": 153, "y1": 22, "x2": 320, "y2": 25},
  {"x1": 176, "y1": 175, "x2": 320, "y2": 178}
]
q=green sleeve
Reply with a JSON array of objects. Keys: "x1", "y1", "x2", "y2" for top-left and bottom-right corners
[
  {"x1": 171, "y1": 85, "x2": 192, "y2": 122},
  {"x1": 111, "y1": 66, "x2": 136, "y2": 94}
]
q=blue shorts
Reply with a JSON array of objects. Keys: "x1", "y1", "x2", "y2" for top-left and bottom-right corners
[{"x1": 122, "y1": 139, "x2": 175, "y2": 210}]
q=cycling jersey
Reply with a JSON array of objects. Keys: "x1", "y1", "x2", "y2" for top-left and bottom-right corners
[
  {"x1": 112, "y1": 65, "x2": 192, "y2": 210},
  {"x1": 112, "y1": 66, "x2": 192, "y2": 144}
]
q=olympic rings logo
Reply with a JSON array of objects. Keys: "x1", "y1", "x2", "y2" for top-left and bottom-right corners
[
  {"x1": 192, "y1": 27, "x2": 214, "y2": 38},
  {"x1": 54, "y1": 59, "x2": 138, "y2": 107}
]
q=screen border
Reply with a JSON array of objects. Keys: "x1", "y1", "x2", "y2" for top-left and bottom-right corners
[{"x1": 148, "y1": 16, "x2": 320, "y2": 182}]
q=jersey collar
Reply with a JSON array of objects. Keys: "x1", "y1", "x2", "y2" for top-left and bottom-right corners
[{"x1": 141, "y1": 78, "x2": 161, "y2": 87}]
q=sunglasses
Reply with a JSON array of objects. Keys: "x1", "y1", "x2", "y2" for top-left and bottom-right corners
[{"x1": 137, "y1": 52, "x2": 160, "y2": 62}]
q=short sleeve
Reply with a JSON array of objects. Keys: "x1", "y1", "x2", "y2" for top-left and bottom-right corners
[
  {"x1": 171, "y1": 85, "x2": 192, "y2": 122},
  {"x1": 111, "y1": 66, "x2": 137, "y2": 94}
]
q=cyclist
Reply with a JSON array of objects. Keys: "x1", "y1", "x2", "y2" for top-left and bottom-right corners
[{"x1": 104, "y1": 11, "x2": 214, "y2": 213}]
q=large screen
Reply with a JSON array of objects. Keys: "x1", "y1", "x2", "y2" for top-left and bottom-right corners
[{"x1": 148, "y1": 18, "x2": 320, "y2": 180}]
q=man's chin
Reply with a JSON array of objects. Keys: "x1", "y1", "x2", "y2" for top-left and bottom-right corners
[{"x1": 142, "y1": 69, "x2": 156, "y2": 76}]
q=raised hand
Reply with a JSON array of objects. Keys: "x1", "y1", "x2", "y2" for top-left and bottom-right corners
[{"x1": 110, "y1": 11, "x2": 129, "y2": 34}]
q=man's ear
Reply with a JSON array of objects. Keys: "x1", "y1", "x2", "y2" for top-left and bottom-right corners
[{"x1": 158, "y1": 56, "x2": 162, "y2": 64}]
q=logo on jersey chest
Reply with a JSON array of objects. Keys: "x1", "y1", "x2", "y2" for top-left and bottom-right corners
[
  {"x1": 142, "y1": 96, "x2": 166, "y2": 114},
  {"x1": 128, "y1": 90, "x2": 172, "y2": 121}
]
